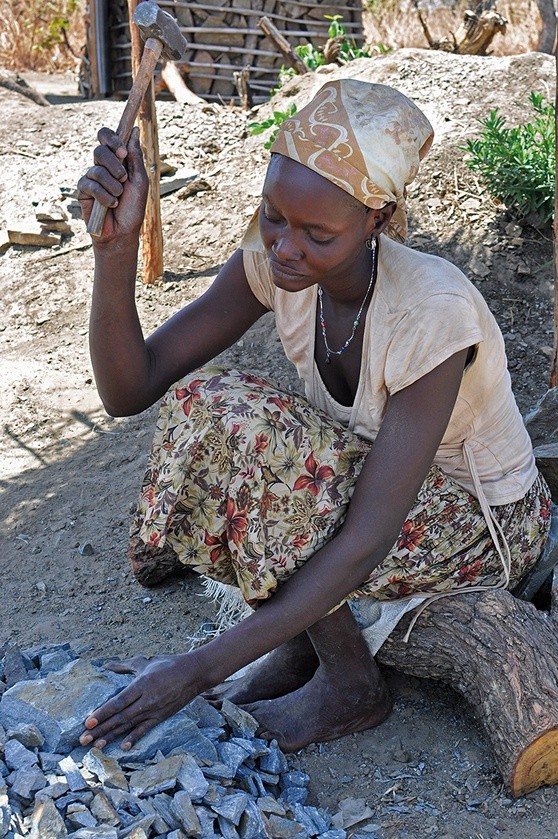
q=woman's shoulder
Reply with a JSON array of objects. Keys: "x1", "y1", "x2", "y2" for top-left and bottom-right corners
[{"x1": 378, "y1": 235, "x2": 485, "y2": 311}]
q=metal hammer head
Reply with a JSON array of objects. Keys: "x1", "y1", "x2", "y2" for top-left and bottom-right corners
[{"x1": 133, "y1": 1, "x2": 187, "y2": 62}]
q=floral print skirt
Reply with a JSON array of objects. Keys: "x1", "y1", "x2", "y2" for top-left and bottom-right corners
[{"x1": 130, "y1": 367, "x2": 551, "y2": 605}]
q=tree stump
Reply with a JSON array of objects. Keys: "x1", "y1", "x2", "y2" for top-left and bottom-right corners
[{"x1": 376, "y1": 572, "x2": 558, "y2": 797}]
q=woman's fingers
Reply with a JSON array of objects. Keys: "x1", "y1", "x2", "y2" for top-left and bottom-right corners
[
  {"x1": 82, "y1": 718, "x2": 138, "y2": 748},
  {"x1": 79, "y1": 654, "x2": 199, "y2": 751},
  {"x1": 85, "y1": 681, "x2": 142, "y2": 729},
  {"x1": 125, "y1": 129, "x2": 147, "y2": 182},
  {"x1": 78, "y1": 167, "x2": 124, "y2": 205},
  {"x1": 97, "y1": 127, "x2": 127, "y2": 160},
  {"x1": 121, "y1": 718, "x2": 161, "y2": 750},
  {"x1": 103, "y1": 656, "x2": 151, "y2": 675},
  {"x1": 80, "y1": 706, "x2": 143, "y2": 746},
  {"x1": 78, "y1": 126, "x2": 148, "y2": 239},
  {"x1": 93, "y1": 144, "x2": 128, "y2": 182}
]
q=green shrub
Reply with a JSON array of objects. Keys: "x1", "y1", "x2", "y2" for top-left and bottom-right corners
[
  {"x1": 464, "y1": 92, "x2": 555, "y2": 225},
  {"x1": 0, "y1": 0, "x2": 82, "y2": 70}
]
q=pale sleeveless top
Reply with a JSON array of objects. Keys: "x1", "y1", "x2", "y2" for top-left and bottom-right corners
[{"x1": 242, "y1": 234, "x2": 537, "y2": 509}]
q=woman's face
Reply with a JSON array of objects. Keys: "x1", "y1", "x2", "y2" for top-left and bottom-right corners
[{"x1": 259, "y1": 155, "x2": 379, "y2": 296}]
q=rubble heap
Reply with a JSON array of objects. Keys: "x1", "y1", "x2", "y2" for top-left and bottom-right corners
[{"x1": 0, "y1": 643, "x2": 370, "y2": 839}]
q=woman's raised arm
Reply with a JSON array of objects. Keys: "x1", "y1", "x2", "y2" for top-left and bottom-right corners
[{"x1": 78, "y1": 128, "x2": 268, "y2": 417}]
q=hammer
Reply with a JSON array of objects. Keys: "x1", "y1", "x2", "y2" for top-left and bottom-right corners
[{"x1": 87, "y1": 1, "x2": 187, "y2": 237}]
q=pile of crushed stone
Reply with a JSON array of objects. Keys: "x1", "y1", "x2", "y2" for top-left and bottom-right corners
[{"x1": 0, "y1": 643, "x2": 375, "y2": 839}]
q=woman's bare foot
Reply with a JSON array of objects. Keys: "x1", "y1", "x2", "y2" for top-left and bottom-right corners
[
  {"x1": 241, "y1": 662, "x2": 392, "y2": 752},
  {"x1": 204, "y1": 632, "x2": 318, "y2": 705},
  {"x1": 238, "y1": 602, "x2": 392, "y2": 751}
]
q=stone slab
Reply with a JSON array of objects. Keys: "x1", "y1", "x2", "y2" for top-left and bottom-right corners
[
  {"x1": 105, "y1": 711, "x2": 218, "y2": 764},
  {"x1": 0, "y1": 661, "x2": 131, "y2": 755}
]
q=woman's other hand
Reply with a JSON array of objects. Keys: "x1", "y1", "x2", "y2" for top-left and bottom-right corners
[
  {"x1": 78, "y1": 653, "x2": 203, "y2": 750},
  {"x1": 77, "y1": 127, "x2": 148, "y2": 244}
]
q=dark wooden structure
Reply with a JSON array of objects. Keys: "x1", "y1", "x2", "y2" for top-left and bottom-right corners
[{"x1": 83, "y1": 0, "x2": 364, "y2": 103}]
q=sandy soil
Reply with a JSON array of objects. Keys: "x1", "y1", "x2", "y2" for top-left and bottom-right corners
[{"x1": 1, "y1": 49, "x2": 556, "y2": 838}]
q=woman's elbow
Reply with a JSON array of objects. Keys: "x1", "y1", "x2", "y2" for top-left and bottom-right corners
[{"x1": 98, "y1": 392, "x2": 147, "y2": 418}]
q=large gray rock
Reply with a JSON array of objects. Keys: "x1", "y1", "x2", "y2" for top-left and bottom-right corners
[
  {"x1": 534, "y1": 442, "x2": 558, "y2": 502},
  {"x1": 524, "y1": 387, "x2": 558, "y2": 447},
  {"x1": 0, "y1": 660, "x2": 130, "y2": 755}
]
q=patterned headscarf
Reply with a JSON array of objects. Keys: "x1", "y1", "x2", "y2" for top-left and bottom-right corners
[{"x1": 243, "y1": 79, "x2": 434, "y2": 246}]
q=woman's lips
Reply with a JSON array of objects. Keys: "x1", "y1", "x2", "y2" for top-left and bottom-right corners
[{"x1": 269, "y1": 259, "x2": 305, "y2": 281}]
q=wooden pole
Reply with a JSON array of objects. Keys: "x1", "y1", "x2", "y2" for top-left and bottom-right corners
[
  {"x1": 233, "y1": 66, "x2": 253, "y2": 111},
  {"x1": 128, "y1": 0, "x2": 164, "y2": 285},
  {"x1": 258, "y1": 16, "x2": 311, "y2": 75},
  {"x1": 550, "y1": 17, "x2": 558, "y2": 387}
]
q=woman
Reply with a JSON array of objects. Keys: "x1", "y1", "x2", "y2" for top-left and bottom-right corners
[{"x1": 77, "y1": 80, "x2": 550, "y2": 754}]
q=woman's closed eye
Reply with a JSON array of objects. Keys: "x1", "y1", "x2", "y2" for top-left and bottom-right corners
[
  {"x1": 261, "y1": 205, "x2": 335, "y2": 245},
  {"x1": 262, "y1": 208, "x2": 282, "y2": 224},
  {"x1": 307, "y1": 230, "x2": 334, "y2": 245}
]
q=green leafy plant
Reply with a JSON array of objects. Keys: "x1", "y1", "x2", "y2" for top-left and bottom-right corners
[
  {"x1": 247, "y1": 102, "x2": 298, "y2": 149},
  {"x1": 251, "y1": 16, "x2": 388, "y2": 147},
  {"x1": 273, "y1": 16, "x2": 388, "y2": 92},
  {"x1": 465, "y1": 92, "x2": 555, "y2": 225},
  {"x1": 36, "y1": 0, "x2": 81, "y2": 52},
  {"x1": 324, "y1": 14, "x2": 377, "y2": 63}
]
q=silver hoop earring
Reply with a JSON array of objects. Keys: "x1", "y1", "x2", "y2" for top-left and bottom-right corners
[{"x1": 365, "y1": 235, "x2": 377, "y2": 251}]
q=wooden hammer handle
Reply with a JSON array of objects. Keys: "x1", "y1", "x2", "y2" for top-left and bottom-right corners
[{"x1": 87, "y1": 37, "x2": 163, "y2": 238}]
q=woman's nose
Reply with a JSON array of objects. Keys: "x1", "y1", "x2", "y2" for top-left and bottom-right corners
[{"x1": 272, "y1": 232, "x2": 301, "y2": 261}]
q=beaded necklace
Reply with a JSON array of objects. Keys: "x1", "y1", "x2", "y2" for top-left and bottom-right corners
[{"x1": 317, "y1": 237, "x2": 377, "y2": 365}]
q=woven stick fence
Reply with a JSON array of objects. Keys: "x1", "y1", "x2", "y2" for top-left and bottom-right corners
[{"x1": 85, "y1": 0, "x2": 364, "y2": 103}]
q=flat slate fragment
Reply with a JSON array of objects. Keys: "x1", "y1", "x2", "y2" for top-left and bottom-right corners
[
  {"x1": 220, "y1": 701, "x2": 259, "y2": 739},
  {"x1": 29, "y1": 797, "x2": 67, "y2": 839},
  {"x1": 0, "y1": 660, "x2": 130, "y2": 754},
  {"x1": 7, "y1": 223, "x2": 61, "y2": 248},
  {"x1": 58, "y1": 756, "x2": 88, "y2": 792},
  {"x1": 211, "y1": 791, "x2": 249, "y2": 825},
  {"x1": 10, "y1": 766, "x2": 47, "y2": 801},
  {"x1": 170, "y1": 790, "x2": 202, "y2": 837},
  {"x1": 176, "y1": 753, "x2": 209, "y2": 800},
  {"x1": 129, "y1": 754, "x2": 184, "y2": 797},
  {"x1": 4, "y1": 739, "x2": 38, "y2": 771},
  {"x1": 105, "y1": 711, "x2": 218, "y2": 764},
  {"x1": 267, "y1": 813, "x2": 307, "y2": 838},
  {"x1": 82, "y1": 748, "x2": 128, "y2": 791}
]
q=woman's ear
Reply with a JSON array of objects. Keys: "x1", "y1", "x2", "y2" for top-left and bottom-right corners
[{"x1": 366, "y1": 202, "x2": 396, "y2": 237}]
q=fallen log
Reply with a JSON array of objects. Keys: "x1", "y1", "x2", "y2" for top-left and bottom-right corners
[
  {"x1": 160, "y1": 60, "x2": 205, "y2": 107},
  {"x1": 0, "y1": 71, "x2": 50, "y2": 106},
  {"x1": 376, "y1": 562, "x2": 558, "y2": 797}
]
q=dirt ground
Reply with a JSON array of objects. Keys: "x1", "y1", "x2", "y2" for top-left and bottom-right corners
[{"x1": 1, "y1": 48, "x2": 557, "y2": 838}]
